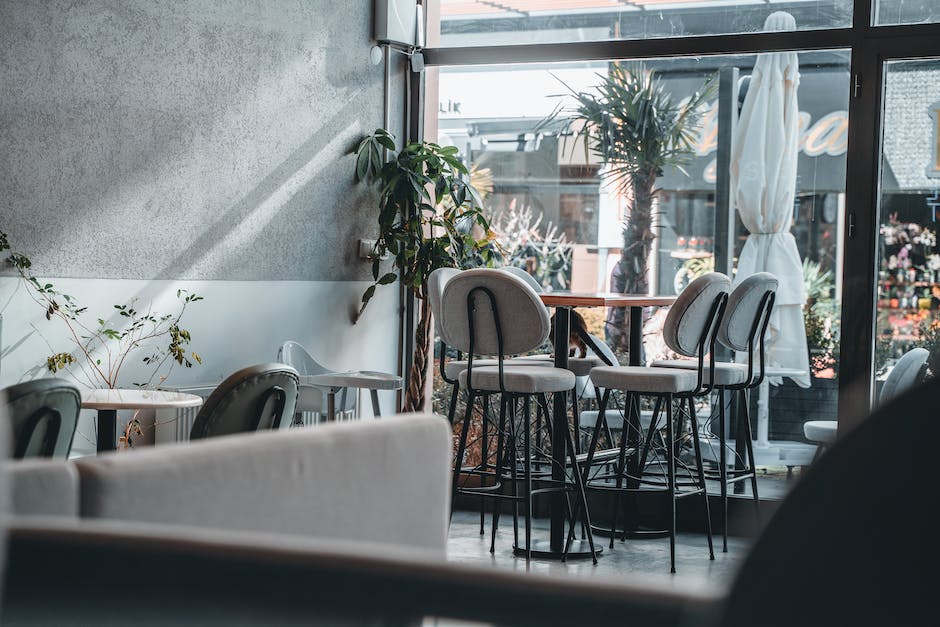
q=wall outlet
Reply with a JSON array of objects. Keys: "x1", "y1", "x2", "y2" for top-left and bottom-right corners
[{"x1": 359, "y1": 239, "x2": 389, "y2": 260}]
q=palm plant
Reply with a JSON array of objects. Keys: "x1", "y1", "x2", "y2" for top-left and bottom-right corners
[
  {"x1": 354, "y1": 129, "x2": 496, "y2": 412},
  {"x1": 560, "y1": 63, "x2": 715, "y2": 349}
]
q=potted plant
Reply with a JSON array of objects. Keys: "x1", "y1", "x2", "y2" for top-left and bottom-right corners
[
  {"x1": 1, "y1": 229, "x2": 202, "y2": 390},
  {"x1": 558, "y1": 63, "x2": 715, "y2": 350},
  {"x1": 353, "y1": 129, "x2": 496, "y2": 412}
]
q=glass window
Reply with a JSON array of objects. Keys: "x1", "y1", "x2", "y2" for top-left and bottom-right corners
[
  {"x1": 874, "y1": 59, "x2": 940, "y2": 394},
  {"x1": 431, "y1": 51, "x2": 850, "y2": 496},
  {"x1": 874, "y1": 0, "x2": 940, "y2": 26},
  {"x1": 428, "y1": 1, "x2": 853, "y2": 47}
]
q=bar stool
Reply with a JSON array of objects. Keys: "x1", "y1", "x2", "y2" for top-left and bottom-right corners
[
  {"x1": 652, "y1": 272, "x2": 777, "y2": 552},
  {"x1": 581, "y1": 272, "x2": 730, "y2": 573},
  {"x1": 442, "y1": 268, "x2": 596, "y2": 561}
]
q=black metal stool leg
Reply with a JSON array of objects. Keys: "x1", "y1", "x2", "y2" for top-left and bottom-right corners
[
  {"x1": 480, "y1": 394, "x2": 490, "y2": 536},
  {"x1": 609, "y1": 391, "x2": 633, "y2": 549},
  {"x1": 688, "y1": 397, "x2": 715, "y2": 560},
  {"x1": 718, "y1": 387, "x2": 728, "y2": 552},
  {"x1": 666, "y1": 393, "x2": 677, "y2": 574},
  {"x1": 490, "y1": 393, "x2": 508, "y2": 553},
  {"x1": 563, "y1": 405, "x2": 598, "y2": 564},
  {"x1": 740, "y1": 389, "x2": 761, "y2": 525},
  {"x1": 447, "y1": 384, "x2": 460, "y2": 424},
  {"x1": 451, "y1": 391, "x2": 476, "y2": 524},
  {"x1": 523, "y1": 395, "x2": 532, "y2": 561}
]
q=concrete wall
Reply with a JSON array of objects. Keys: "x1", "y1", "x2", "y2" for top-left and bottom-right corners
[{"x1": 0, "y1": 0, "x2": 408, "y2": 451}]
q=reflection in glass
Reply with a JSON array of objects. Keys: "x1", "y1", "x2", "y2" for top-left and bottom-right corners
[
  {"x1": 432, "y1": 49, "x2": 850, "y2": 496},
  {"x1": 430, "y1": 0, "x2": 853, "y2": 47},
  {"x1": 875, "y1": 60, "x2": 940, "y2": 392}
]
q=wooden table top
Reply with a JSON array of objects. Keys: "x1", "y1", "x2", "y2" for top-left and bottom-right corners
[
  {"x1": 538, "y1": 292, "x2": 677, "y2": 308},
  {"x1": 81, "y1": 388, "x2": 204, "y2": 410}
]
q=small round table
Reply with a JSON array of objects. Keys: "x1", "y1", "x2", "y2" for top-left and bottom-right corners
[
  {"x1": 299, "y1": 371, "x2": 404, "y2": 422},
  {"x1": 81, "y1": 388, "x2": 204, "y2": 453}
]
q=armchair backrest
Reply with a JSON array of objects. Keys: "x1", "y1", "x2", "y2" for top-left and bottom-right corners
[
  {"x1": 1, "y1": 378, "x2": 80, "y2": 459},
  {"x1": 189, "y1": 363, "x2": 299, "y2": 440}
]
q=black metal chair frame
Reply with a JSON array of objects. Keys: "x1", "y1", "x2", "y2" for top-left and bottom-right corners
[
  {"x1": 701, "y1": 289, "x2": 775, "y2": 552},
  {"x1": 450, "y1": 285, "x2": 597, "y2": 562},
  {"x1": 577, "y1": 291, "x2": 728, "y2": 573}
]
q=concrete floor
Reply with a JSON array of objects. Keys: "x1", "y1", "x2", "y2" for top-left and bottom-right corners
[{"x1": 446, "y1": 509, "x2": 752, "y2": 591}]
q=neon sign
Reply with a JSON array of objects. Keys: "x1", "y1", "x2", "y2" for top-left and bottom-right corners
[{"x1": 697, "y1": 102, "x2": 849, "y2": 183}]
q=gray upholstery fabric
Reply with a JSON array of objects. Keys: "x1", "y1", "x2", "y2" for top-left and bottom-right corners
[
  {"x1": 662, "y1": 273, "x2": 731, "y2": 358},
  {"x1": 189, "y1": 363, "x2": 300, "y2": 440},
  {"x1": 74, "y1": 414, "x2": 451, "y2": 555},
  {"x1": 498, "y1": 266, "x2": 543, "y2": 293},
  {"x1": 5, "y1": 459, "x2": 80, "y2": 517},
  {"x1": 428, "y1": 267, "x2": 461, "y2": 341},
  {"x1": 879, "y1": 347, "x2": 929, "y2": 403},
  {"x1": 588, "y1": 333, "x2": 619, "y2": 366},
  {"x1": 802, "y1": 420, "x2": 837, "y2": 444},
  {"x1": 2, "y1": 378, "x2": 80, "y2": 459},
  {"x1": 590, "y1": 365, "x2": 700, "y2": 394},
  {"x1": 651, "y1": 359, "x2": 748, "y2": 386},
  {"x1": 718, "y1": 273, "x2": 778, "y2": 352},
  {"x1": 441, "y1": 269, "x2": 550, "y2": 356},
  {"x1": 459, "y1": 365, "x2": 576, "y2": 394}
]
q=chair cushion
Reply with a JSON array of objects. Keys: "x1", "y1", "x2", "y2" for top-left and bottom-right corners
[
  {"x1": 651, "y1": 359, "x2": 748, "y2": 386},
  {"x1": 443, "y1": 357, "x2": 553, "y2": 380},
  {"x1": 459, "y1": 366, "x2": 576, "y2": 394},
  {"x1": 514, "y1": 354, "x2": 602, "y2": 376},
  {"x1": 590, "y1": 366, "x2": 700, "y2": 394},
  {"x1": 803, "y1": 420, "x2": 837, "y2": 444}
]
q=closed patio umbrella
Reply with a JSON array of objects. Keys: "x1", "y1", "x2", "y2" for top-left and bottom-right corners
[{"x1": 730, "y1": 11, "x2": 810, "y2": 388}]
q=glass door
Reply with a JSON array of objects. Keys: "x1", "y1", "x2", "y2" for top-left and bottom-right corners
[{"x1": 873, "y1": 58, "x2": 940, "y2": 397}]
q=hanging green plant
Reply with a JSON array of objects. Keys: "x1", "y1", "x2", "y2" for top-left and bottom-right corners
[
  {"x1": 354, "y1": 128, "x2": 496, "y2": 411},
  {"x1": 555, "y1": 63, "x2": 716, "y2": 350}
]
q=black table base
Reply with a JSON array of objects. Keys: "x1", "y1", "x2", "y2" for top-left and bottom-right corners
[
  {"x1": 513, "y1": 539, "x2": 602, "y2": 560},
  {"x1": 96, "y1": 409, "x2": 117, "y2": 452}
]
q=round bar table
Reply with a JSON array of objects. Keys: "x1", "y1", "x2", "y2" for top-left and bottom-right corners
[
  {"x1": 535, "y1": 292, "x2": 676, "y2": 559},
  {"x1": 81, "y1": 388, "x2": 204, "y2": 453}
]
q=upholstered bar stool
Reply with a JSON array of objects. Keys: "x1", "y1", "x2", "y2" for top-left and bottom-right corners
[
  {"x1": 442, "y1": 269, "x2": 597, "y2": 561},
  {"x1": 581, "y1": 272, "x2": 730, "y2": 573},
  {"x1": 652, "y1": 272, "x2": 777, "y2": 552},
  {"x1": 803, "y1": 346, "x2": 928, "y2": 461}
]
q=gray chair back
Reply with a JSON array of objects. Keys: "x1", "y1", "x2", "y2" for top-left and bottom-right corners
[
  {"x1": 441, "y1": 268, "x2": 550, "y2": 357},
  {"x1": 1, "y1": 378, "x2": 80, "y2": 459},
  {"x1": 718, "y1": 272, "x2": 778, "y2": 353},
  {"x1": 189, "y1": 363, "x2": 300, "y2": 440},
  {"x1": 879, "y1": 347, "x2": 929, "y2": 404},
  {"x1": 662, "y1": 272, "x2": 732, "y2": 358},
  {"x1": 428, "y1": 267, "x2": 461, "y2": 339},
  {"x1": 498, "y1": 266, "x2": 543, "y2": 293}
]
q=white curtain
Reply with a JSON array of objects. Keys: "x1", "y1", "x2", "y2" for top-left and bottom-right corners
[{"x1": 730, "y1": 11, "x2": 810, "y2": 388}]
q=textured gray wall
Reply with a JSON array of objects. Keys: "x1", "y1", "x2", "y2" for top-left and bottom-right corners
[{"x1": 1, "y1": 0, "x2": 404, "y2": 281}]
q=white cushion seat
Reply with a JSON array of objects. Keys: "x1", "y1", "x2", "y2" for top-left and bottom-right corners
[
  {"x1": 515, "y1": 354, "x2": 603, "y2": 376},
  {"x1": 443, "y1": 357, "x2": 553, "y2": 380},
  {"x1": 590, "y1": 365, "x2": 700, "y2": 394},
  {"x1": 803, "y1": 420, "x2": 837, "y2": 444},
  {"x1": 650, "y1": 359, "x2": 749, "y2": 386},
  {"x1": 458, "y1": 365, "x2": 576, "y2": 394}
]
